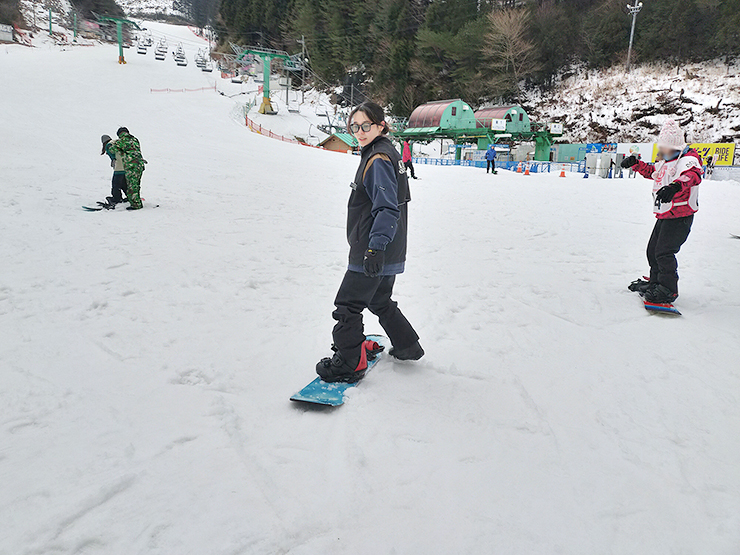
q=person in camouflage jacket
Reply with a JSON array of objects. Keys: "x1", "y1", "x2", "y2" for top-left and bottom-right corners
[{"x1": 107, "y1": 127, "x2": 146, "y2": 210}]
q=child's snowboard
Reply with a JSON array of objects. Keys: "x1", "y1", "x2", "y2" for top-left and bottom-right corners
[
  {"x1": 291, "y1": 335, "x2": 387, "y2": 406},
  {"x1": 643, "y1": 300, "x2": 682, "y2": 316}
]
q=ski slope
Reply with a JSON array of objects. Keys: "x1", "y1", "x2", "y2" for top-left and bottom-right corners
[{"x1": 2, "y1": 23, "x2": 740, "y2": 555}]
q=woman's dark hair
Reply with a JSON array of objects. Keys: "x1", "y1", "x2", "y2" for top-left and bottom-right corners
[{"x1": 348, "y1": 102, "x2": 389, "y2": 135}]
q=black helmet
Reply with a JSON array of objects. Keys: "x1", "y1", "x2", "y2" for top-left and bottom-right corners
[{"x1": 116, "y1": 127, "x2": 129, "y2": 137}]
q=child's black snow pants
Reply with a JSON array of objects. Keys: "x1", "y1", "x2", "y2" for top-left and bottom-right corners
[{"x1": 647, "y1": 215, "x2": 693, "y2": 294}]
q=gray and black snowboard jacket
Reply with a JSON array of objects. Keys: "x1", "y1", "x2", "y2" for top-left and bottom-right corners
[{"x1": 347, "y1": 136, "x2": 411, "y2": 276}]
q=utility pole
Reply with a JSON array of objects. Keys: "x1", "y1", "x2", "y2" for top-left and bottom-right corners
[
  {"x1": 297, "y1": 35, "x2": 306, "y2": 104},
  {"x1": 350, "y1": 83, "x2": 353, "y2": 107},
  {"x1": 73, "y1": 10, "x2": 77, "y2": 41},
  {"x1": 626, "y1": 0, "x2": 643, "y2": 73},
  {"x1": 48, "y1": 3, "x2": 52, "y2": 36}
]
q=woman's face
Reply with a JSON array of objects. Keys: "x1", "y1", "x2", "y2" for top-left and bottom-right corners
[{"x1": 351, "y1": 111, "x2": 384, "y2": 147}]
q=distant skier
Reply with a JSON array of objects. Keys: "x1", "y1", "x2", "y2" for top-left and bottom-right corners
[
  {"x1": 621, "y1": 119, "x2": 703, "y2": 304},
  {"x1": 485, "y1": 144, "x2": 498, "y2": 174},
  {"x1": 316, "y1": 102, "x2": 424, "y2": 383},
  {"x1": 106, "y1": 127, "x2": 146, "y2": 210},
  {"x1": 101, "y1": 134, "x2": 128, "y2": 205},
  {"x1": 402, "y1": 140, "x2": 417, "y2": 179},
  {"x1": 704, "y1": 155, "x2": 714, "y2": 179}
]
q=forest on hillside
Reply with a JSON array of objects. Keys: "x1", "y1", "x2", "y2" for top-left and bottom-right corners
[{"x1": 213, "y1": 0, "x2": 740, "y2": 115}]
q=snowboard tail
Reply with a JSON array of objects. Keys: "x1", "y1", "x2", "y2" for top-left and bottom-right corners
[{"x1": 291, "y1": 335, "x2": 387, "y2": 406}]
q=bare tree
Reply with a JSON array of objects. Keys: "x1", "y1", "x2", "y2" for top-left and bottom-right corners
[{"x1": 482, "y1": 8, "x2": 540, "y2": 102}]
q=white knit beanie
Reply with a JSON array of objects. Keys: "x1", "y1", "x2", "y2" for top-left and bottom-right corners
[{"x1": 657, "y1": 119, "x2": 686, "y2": 151}]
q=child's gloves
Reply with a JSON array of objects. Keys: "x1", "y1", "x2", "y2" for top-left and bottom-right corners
[
  {"x1": 621, "y1": 155, "x2": 638, "y2": 168},
  {"x1": 655, "y1": 182, "x2": 682, "y2": 203},
  {"x1": 363, "y1": 249, "x2": 385, "y2": 278}
]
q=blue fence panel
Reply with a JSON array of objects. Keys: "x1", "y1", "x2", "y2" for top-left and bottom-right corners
[{"x1": 410, "y1": 158, "x2": 589, "y2": 174}]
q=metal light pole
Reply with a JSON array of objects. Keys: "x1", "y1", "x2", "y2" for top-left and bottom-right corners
[
  {"x1": 626, "y1": 0, "x2": 643, "y2": 73},
  {"x1": 297, "y1": 35, "x2": 306, "y2": 104}
]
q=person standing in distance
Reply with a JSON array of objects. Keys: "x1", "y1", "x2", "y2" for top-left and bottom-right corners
[
  {"x1": 316, "y1": 102, "x2": 424, "y2": 383},
  {"x1": 101, "y1": 134, "x2": 128, "y2": 205},
  {"x1": 485, "y1": 144, "x2": 498, "y2": 174},
  {"x1": 402, "y1": 140, "x2": 417, "y2": 179},
  {"x1": 106, "y1": 127, "x2": 146, "y2": 210}
]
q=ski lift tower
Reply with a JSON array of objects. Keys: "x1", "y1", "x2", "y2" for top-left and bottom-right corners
[
  {"x1": 236, "y1": 46, "x2": 302, "y2": 114},
  {"x1": 625, "y1": 0, "x2": 643, "y2": 73},
  {"x1": 96, "y1": 15, "x2": 141, "y2": 64}
]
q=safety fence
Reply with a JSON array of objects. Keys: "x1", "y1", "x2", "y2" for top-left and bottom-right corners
[
  {"x1": 412, "y1": 158, "x2": 585, "y2": 173},
  {"x1": 245, "y1": 114, "x2": 300, "y2": 144},
  {"x1": 150, "y1": 85, "x2": 217, "y2": 93}
]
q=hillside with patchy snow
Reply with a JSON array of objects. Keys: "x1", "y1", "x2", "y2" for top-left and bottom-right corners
[{"x1": 527, "y1": 60, "x2": 740, "y2": 149}]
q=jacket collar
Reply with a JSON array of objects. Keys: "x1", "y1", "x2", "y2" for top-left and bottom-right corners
[{"x1": 361, "y1": 135, "x2": 387, "y2": 155}]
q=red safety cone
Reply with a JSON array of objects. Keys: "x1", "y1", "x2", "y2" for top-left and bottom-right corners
[
  {"x1": 559, "y1": 165, "x2": 566, "y2": 177},
  {"x1": 524, "y1": 164, "x2": 530, "y2": 176}
]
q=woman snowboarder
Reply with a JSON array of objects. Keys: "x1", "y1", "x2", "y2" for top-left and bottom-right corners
[
  {"x1": 316, "y1": 102, "x2": 424, "y2": 383},
  {"x1": 622, "y1": 119, "x2": 703, "y2": 304}
]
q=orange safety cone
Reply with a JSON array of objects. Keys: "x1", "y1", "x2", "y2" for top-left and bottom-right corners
[
  {"x1": 559, "y1": 165, "x2": 566, "y2": 178},
  {"x1": 523, "y1": 164, "x2": 530, "y2": 176},
  {"x1": 517, "y1": 162, "x2": 522, "y2": 173}
]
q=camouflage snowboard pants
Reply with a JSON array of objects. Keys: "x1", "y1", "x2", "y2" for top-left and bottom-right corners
[{"x1": 125, "y1": 164, "x2": 144, "y2": 209}]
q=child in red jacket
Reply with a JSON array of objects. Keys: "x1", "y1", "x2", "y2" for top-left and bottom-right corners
[{"x1": 621, "y1": 119, "x2": 703, "y2": 304}]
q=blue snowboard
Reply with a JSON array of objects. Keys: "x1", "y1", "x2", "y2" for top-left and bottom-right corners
[
  {"x1": 291, "y1": 335, "x2": 387, "y2": 406},
  {"x1": 644, "y1": 300, "x2": 682, "y2": 316}
]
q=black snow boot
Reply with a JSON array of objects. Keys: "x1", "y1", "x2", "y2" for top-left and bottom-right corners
[
  {"x1": 316, "y1": 340, "x2": 384, "y2": 383},
  {"x1": 628, "y1": 278, "x2": 652, "y2": 294},
  {"x1": 643, "y1": 284, "x2": 678, "y2": 304},
  {"x1": 389, "y1": 341, "x2": 425, "y2": 361}
]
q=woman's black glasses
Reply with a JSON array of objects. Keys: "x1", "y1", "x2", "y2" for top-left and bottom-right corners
[{"x1": 349, "y1": 122, "x2": 374, "y2": 133}]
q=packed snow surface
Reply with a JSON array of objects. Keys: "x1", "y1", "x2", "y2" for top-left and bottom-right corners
[{"x1": 2, "y1": 22, "x2": 740, "y2": 555}]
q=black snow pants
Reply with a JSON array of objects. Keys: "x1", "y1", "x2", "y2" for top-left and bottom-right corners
[
  {"x1": 332, "y1": 271, "x2": 420, "y2": 365},
  {"x1": 111, "y1": 173, "x2": 128, "y2": 203},
  {"x1": 404, "y1": 160, "x2": 415, "y2": 179},
  {"x1": 647, "y1": 215, "x2": 693, "y2": 294},
  {"x1": 487, "y1": 160, "x2": 496, "y2": 173}
]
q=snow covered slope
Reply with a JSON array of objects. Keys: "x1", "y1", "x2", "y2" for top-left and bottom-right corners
[
  {"x1": 2, "y1": 23, "x2": 740, "y2": 554},
  {"x1": 528, "y1": 60, "x2": 740, "y2": 148},
  {"x1": 117, "y1": 0, "x2": 187, "y2": 18}
]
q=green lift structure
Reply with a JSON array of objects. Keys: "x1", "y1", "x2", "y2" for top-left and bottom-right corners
[
  {"x1": 235, "y1": 46, "x2": 303, "y2": 114},
  {"x1": 96, "y1": 15, "x2": 141, "y2": 64},
  {"x1": 396, "y1": 99, "x2": 563, "y2": 161}
]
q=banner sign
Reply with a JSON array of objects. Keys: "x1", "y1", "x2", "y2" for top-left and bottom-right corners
[
  {"x1": 617, "y1": 143, "x2": 653, "y2": 159},
  {"x1": 652, "y1": 143, "x2": 735, "y2": 166},
  {"x1": 587, "y1": 143, "x2": 617, "y2": 153},
  {"x1": 690, "y1": 143, "x2": 735, "y2": 166}
]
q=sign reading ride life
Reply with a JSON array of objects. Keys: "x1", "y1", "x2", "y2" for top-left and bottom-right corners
[
  {"x1": 691, "y1": 143, "x2": 735, "y2": 165},
  {"x1": 652, "y1": 143, "x2": 736, "y2": 165}
]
